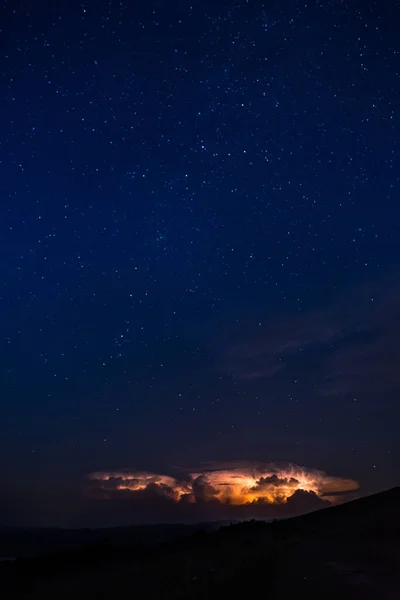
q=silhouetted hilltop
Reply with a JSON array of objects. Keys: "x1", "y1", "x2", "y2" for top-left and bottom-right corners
[
  {"x1": 276, "y1": 486, "x2": 400, "y2": 538},
  {"x1": 2, "y1": 488, "x2": 400, "y2": 598}
]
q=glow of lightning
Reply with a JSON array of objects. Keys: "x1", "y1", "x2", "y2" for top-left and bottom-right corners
[{"x1": 89, "y1": 463, "x2": 358, "y2": 505}]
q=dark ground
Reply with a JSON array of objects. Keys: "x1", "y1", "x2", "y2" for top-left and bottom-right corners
[{"x1": 2, "y1": 488, "x2": 400, "y2": 599}]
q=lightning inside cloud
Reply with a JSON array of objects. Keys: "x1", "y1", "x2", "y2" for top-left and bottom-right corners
[{"x1": 89, "y1": 462, "x2": 358, "y2": 506}]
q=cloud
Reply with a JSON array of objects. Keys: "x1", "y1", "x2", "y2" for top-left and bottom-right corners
[
  {"x1": 191, "y1": 475, "x2": 220, "y2": 503},
  {"x1": 320, "y1": 285, "x2": 400, "y2": 396},
  {"x1": 285, "y1": 489, "x2": 329, "y2": 513},
  {"x1": 221, "y1": 275, "x2": 400, "y2": 397},
  {"x1": 223, "y1": 312, "x2": 341, "y2": 380},
  {"x1": 251, "y1": 475, "x2": 300, "y2": 492},
  {"x1": 321, "y1": 292, "x2": 400, "y2": 396},
  {"x1": 89, "y1": 471, "x2": 191, "y2": 503},
  {"x1": 88, "y1": 462, "x2": 358, "y2": 522}
]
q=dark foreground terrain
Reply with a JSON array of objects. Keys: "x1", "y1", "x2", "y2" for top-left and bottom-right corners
[{"x1": 2, "y1": 488, "x2": 400, "y2": 599}]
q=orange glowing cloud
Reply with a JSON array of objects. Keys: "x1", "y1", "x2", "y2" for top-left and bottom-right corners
[{"x1": 89, "y1": 462, "x2": 358, "y2": 506}]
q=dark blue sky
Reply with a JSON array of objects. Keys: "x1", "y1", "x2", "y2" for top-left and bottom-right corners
[{"x1": 1, "y1": 0, "x2": 399, "y2": 526}]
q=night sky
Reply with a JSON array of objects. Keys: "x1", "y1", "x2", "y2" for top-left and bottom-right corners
[{"x1": 1, "y1": 0, "x2": 400, "y2": 527}]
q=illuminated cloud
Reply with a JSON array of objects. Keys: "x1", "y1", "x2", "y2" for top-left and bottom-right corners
[
  {"x1": 89, "y1": 471, "x2": 191, "y2": 502},
  {"x1": 89, "y1": 462, "x2": 358, "y2": 509}
]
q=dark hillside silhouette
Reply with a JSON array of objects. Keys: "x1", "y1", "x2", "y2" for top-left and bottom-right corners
[{"x1": 2, "y1": 488, "x2": 400, "y2": 599}]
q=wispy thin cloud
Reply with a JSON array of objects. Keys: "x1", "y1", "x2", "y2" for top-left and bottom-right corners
[{"x1": 222, "y1": 275, "x2": 400, "y2": 397}]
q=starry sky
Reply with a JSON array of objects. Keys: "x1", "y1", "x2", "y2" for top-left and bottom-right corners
[{"x1": 1, "y1": 0, "x2": 400, "y2": 527}]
